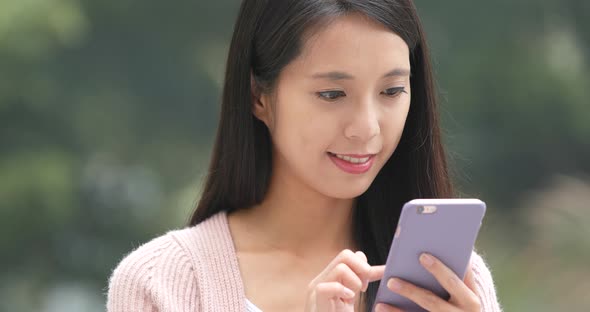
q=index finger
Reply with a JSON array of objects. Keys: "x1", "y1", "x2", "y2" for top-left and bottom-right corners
[
  {"x1": 368, "y1": 265, "x2": 385, "y2": 282},
  {"x1": 419, "y1": 253, "x2": 477, "y2": 305},
  {"x1": 314, "y1": 249, "x2": 372, "y2": 285}
]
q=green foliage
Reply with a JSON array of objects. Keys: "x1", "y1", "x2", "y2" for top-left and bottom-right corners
[{"x1": 1, "y1": 0, "x2": 588, "y2": 310}]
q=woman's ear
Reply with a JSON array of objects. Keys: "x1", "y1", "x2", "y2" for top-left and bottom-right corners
[{"x1": 251, "y1": 72, "x2": 272, "y2": 127}]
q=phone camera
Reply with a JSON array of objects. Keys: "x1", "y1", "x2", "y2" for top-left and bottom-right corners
[{"x1": 418, "y1": 205, "x2": 437, "y2": 214}]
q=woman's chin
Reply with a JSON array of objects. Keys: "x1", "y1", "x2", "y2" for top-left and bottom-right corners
[{"x1": 320, "y1": 182, "x2": 373, "y2": 200}]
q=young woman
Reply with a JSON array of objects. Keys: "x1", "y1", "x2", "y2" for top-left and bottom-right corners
[{"x1": 107, "y1": 0, "x2": 502, "y2": 311}]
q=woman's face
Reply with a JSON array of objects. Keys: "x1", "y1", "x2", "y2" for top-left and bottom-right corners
[{"x1": 254, "y1": 13, "x2": 411, "y2": 199}]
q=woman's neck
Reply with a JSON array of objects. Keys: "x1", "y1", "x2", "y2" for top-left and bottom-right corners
[{"x1": 233, "y1": 168, "x2": 358, "y2": 257}]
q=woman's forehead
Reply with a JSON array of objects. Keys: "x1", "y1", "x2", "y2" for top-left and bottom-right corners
[{"x1": 289, "y1": 14, "x2": 410, "y2": 79}]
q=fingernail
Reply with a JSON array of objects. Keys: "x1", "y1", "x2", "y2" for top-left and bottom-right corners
[
  {"x1": 375, "y1": 303, "x2": 385, "y2": 312},
  {"x1": 420, "y1": 253, "x2": 434, "y2": 267},
  {"x1": 362, "y1": 279, "x2": 368, "y2": 292},
  {"x1": 343, "y1": 287, "x2": 355, "y2": 298},
  {"x1": 387, "y1": 278, "x2": 402, "y2": 291}
]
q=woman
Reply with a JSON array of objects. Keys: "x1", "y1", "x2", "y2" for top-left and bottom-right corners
[{"x1": 107, "y1": 0, "x2": 502, "y2": 311}]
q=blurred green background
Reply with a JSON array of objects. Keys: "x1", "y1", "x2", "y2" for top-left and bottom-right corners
[{"x1": 1, "y1": 0, "x2": 588, "y2": 311}]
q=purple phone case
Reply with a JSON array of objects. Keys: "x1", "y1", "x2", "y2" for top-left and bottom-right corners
[{"x1": 373, "y1": 199, "x2": 486, "y2": 312}]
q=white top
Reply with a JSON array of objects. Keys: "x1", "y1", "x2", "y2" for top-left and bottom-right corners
[{"x1": 246, "y1": 299, "x2": 263, "y2": 312}]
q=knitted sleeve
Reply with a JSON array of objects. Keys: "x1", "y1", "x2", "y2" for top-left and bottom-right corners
[
  {"x1": 106, "y1": 233, "x2": 200, "y2": 312},
  {"x1": 470, "y1": 251, "x2": 503, "y2": 312}
]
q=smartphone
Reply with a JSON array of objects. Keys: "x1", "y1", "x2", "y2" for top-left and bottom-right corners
[{"x1": 373, "y1": 198, "x2": 486, "y2": 312}]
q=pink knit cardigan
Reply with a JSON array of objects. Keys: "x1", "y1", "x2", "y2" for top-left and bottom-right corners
[{"x1": 106, "y1": 211, "x2": 502, "y2": 311}]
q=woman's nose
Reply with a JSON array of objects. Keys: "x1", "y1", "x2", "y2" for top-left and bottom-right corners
[{"x1": 344, "y1": 102, "x2": 380, "y2": 142}]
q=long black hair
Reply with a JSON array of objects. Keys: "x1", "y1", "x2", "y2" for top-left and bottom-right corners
[{"x1": 189, "y1": 0, "x2": 453, "y2": 309}]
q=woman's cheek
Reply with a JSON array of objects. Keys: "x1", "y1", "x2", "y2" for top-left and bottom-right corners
[{"x1": 381, "y1": 112, "x2": 408, "y2": 158}]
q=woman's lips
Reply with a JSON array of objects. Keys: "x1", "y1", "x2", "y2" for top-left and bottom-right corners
[{"x1": 327, "y1": 152, "x2": 376, "y2": 174}]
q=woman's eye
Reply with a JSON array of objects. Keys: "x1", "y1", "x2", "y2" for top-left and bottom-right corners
[
  {"x1": 316, "y1": 90, "x2": 346, "y2": 101},
  {"x1": 382, "y1": 87, "x2": 407, "y2": 97},
  {"x1": 316, "y1": 87, "x2": 406, "y2": 101}
]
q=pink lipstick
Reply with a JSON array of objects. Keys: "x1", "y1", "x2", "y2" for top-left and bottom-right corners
[{"x1": 327, "y1": 152, "x2": 375, "y2": 174}]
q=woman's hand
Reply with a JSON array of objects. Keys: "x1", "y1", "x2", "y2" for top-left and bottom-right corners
[
  {"x1": 304, "y1": 249, "x2": 385, "y2": 312},
  {"x1": 374, "y1": 253, "x2": 481, "y2": 312}
]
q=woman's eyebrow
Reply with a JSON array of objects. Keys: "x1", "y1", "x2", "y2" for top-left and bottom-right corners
[{"x1": 310, "y1": 68, "x2": 411, "y2": 81}]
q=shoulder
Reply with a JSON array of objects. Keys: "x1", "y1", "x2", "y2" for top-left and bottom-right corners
[
  {"x1": 106, "y1": 212, "x2": 233, "y2": 311},
  {"x1": 106, "y1": 218, "x2": 224, "y2": 312},
  {"x1": 470, "y1": 250, "x2": 503, "y2": 312},
  {"x1": 106, "y1": 229, "x2": 197, "y2": 311}
]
